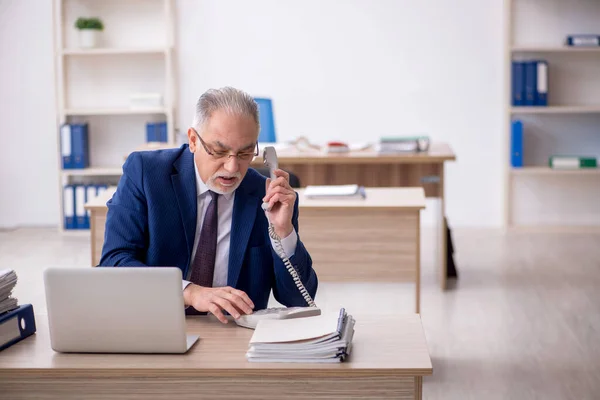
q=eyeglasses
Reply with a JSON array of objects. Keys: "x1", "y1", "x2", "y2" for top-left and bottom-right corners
[{"x1": 193, "y1": 129, "x2": 258, "y2": 162}]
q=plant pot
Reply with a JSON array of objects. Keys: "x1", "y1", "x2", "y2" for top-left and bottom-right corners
[{"x1": 78, "y1": 29, "x2": 100, "y2": 48}]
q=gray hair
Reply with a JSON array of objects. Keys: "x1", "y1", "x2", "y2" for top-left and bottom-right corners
[{"x1": 192, "y1": 87, "x2": 260, "y2": 134}]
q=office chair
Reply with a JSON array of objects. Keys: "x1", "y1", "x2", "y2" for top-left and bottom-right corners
[
  {"x1": 254, "y1": 167, "x2": 301, "y2": 189},
  {"x1": 254, "y1": 97, "x2": 276, "y2": 143}
]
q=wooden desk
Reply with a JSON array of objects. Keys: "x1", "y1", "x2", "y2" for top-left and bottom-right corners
[
  {"x1": 251, "y1": 143, "x2": 455, "y2": 290},
  {"x1": 85, "y1": 187, "x2": 426, "y2": 312},
  {"x1": 0, "y1": 314, "x2": 432, "y2": 400}
]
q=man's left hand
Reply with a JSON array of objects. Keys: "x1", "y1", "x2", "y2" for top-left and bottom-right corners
[{"x1": 263, "y1": 169, "x2": 296, "y2": 238}]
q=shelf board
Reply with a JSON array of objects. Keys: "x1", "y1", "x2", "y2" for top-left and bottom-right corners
[
  {"x1": 511, "y1": 167, "x2": 600, "y2": 176},
  {"x1": 62, "y1": 167, "x2": 123, "y2": 177},
  {"x1": 63, "y1": 107, "x2": 167, "y2": 116},
  {"x1": 510, "y1": 106, "x2": 600, "y2": 114},
  {"x1": 511, "y1": 46, "x2": 600, "y2": 53},
  {"x1": 62, "y1": 47, "x2": 167, "y2": 56}
]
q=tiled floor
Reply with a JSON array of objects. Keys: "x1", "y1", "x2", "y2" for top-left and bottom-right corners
[{"x1": 2, "y1": 227, "x2": 599, "y2": 399}]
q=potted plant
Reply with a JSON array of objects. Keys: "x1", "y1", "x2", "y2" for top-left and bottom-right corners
[{"x1": 75, "y1": 17, "x2": 104, "y2": 48}]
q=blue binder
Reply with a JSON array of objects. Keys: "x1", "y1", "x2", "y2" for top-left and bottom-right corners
[
  {"x1": 72, "y1": 123, "x2": 89, "y2": 169},
  {"x1": 146, "y1": 122, "x2": 157, "y2": 142},
  {"x1": 511, "y1": 120, "x2": 523, "y2": 167},
  {"x1": 74, "y1": 185, "x2": 88, "y2": 229},
  {"x1": 0, "y1": 304, "x2": 36, "y2": 352},
  {"x1": 511, "y1": 61, "x2": 525, "y2": 106},
  {"x1": 158, "y1": 122, "x2": 167, "y2": 142},
  {"x1": 524, "y1": 61, "x2": 537, "y2": 106}
]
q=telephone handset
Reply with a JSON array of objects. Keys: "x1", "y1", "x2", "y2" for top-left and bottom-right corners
[{"x1": 235, "y1": 146, "x2": 321, "y2": 329}]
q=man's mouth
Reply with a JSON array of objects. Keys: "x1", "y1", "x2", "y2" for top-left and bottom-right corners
[{"x1": 217, "y1": 176, "x2": 237, "y2": 186}]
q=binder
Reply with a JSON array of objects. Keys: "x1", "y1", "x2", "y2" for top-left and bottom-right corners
[
  {"x1": 246, "y1": 308, "x2": 354, "y2": 363},
  {"x1": 75, "y1": 185, "x2": 88, "y2": 229},
  {"x1": 146, "y1": 122, "x2": 157, "y2": 142},
  {"x1": 511, "y1": 120, "x2": 523, "y2": 167},
  {"x1": 63, "y1": 185, "x2": 75, "y2": 230},
  {"x1": 86, "y1": 185, "x2": 97, "y2": 220},
  {"x1": 566, "y1": 35, "x2": 600, "y2": 47},
  {"x1": 60, "y1": 124, "x2": 73, "y2": 169},
  {"x1": 72, "y1": 123, "x2": 89, "y2": 169},
  {"x1": 0, "y1": 304, "x2": 36, "y2": 352},
  {"x1": 158, "y1": 122, "x2": 167, "y2": 142},
  {"x1": 511, "y1": 61, "x2": 525, "y2": 106},
  {"x1": 549, "y1": 156, "x2": 598, "y2": 169},
  {"x1": 524, "y1": 61, "x2": 537, "y2": 106},
  {"x1": 536, "y1": 60, "x2": 548, "y2": 106}
]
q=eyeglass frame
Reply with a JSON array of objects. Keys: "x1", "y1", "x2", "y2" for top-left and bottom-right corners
[{"x1": 192, "y1": 128, "x2": 258, "y2": 162}]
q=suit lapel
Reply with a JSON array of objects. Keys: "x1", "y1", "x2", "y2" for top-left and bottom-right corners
[
  {"x1": 171, "y1": 149, "x2": 197, "y2": 263},
  {"x1": 228, "y1": 178, "x2": 259, "y2": 288}
]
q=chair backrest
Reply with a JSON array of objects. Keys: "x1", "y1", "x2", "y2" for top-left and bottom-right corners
[{"x1": 254, "y1": 97, "x2": 276, "y2": 143}]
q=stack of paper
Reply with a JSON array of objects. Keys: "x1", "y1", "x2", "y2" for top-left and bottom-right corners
[
  {"x1": 246, "y1": 308, "x2": 355, "y2": 363},
  {"x1": 304, "y1": 185, "x2": 366, "y2": 199},
  {"x1": 0, "y1": 269, "x2": 18, "y2": 315}
]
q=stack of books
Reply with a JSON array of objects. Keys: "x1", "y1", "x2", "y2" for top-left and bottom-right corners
[
  {"x1": 0, "y1": 269, "x2": 18, "y2": 315},
  {"x1": 378, "y1": 136, "x2": 430, "y2": 153},
  {"x1": 246, "y1": 308, "x2": 355, "y2": 363}
]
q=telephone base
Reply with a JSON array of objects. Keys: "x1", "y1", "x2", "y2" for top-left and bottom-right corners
[{"x1": 235, "y1": 307, "x2": 321, "y2": 329}]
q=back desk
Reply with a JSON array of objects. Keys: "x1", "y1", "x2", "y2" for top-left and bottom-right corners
[
  {"x1": 0, "y1": 314, "x2": 433, "y2": 400},
  {"x1": 255, "y1": 142, "x2": 455, "y2": 289}
]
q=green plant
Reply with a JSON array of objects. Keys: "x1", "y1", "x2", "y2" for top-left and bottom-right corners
[{"x1": 75, "y1": 17, "x2": 104, "y2": 30}]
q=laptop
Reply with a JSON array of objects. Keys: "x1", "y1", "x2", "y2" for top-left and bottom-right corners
[{"x1": 44, "y1": 267, "x2": 199, "y2": 354}]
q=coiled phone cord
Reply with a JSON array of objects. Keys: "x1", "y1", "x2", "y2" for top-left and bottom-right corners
[{"x1": 268, "y1": 223, "x2": 316, "y2": 308}]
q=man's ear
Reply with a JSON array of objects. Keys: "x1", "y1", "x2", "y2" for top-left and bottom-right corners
[{"x1": 187, "y1": 128, "x2": 198, "y2": 152}]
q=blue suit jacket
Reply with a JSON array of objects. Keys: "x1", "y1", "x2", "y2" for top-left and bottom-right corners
[{"x1": 99, "y1": 145, "x2": 318, "y2": 310}]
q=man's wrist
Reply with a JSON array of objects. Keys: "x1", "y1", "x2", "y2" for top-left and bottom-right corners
[{"x1": 274, "y1": 223, "x2": 293, "y2": 239}]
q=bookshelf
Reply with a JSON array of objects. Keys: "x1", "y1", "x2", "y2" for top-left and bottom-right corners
[
  {"x1": 505, "y1": 0, "x2": 600, "y2": 229},
  {"x1": 53, "y1": 0, "x2": 176, "y2": 232}
]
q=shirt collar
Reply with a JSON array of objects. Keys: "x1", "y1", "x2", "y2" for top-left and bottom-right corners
[{"x1": 193, "y1": 158, "x2": 234, "y2": 200}]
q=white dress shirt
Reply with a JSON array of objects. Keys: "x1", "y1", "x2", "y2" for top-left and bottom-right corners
[{"x1": 182, "y1": 161, "x2": 298, "y2": 290}]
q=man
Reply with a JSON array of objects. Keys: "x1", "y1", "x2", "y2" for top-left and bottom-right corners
[{"x1": 99, "y1": 87, "x2": 318, "y2": 323}]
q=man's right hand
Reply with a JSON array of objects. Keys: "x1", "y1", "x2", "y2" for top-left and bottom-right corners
[{"x1": 183, "y1": 284, "x2": 254, "y2": 324}]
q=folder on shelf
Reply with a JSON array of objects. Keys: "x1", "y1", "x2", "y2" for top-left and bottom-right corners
[
  {"x1": 146, "y1": 122, "x2": 168, "y2": 143},
  {"x1": 71, "y1": 123, "x2": 89, "y2": 169},
  {"x1": 75, "y1": 185, "x2": 88, "y2": 229},
  {"x1": 511, "y1": 120, "x2": 523, "y2": 168},
  {"x1": 63, "y1": 185, "x2": 75, "y2": 230},
  {"x1": 549, "y1": 156, "x2": 598, "y2": 169},
  {"x1": 0, "y1": 304, "x2": 36, "y2": 352},
  {"x1": 511, "y1": 61, "x2": 525, "y2": 106},
  {"x1": 536, "y1": 60, "x2": 548, "y2": 106},
  {"x1": 85, "y1": 185, "x2": 97, "y2": 220},
  {"x1": 566, "y1": 34, "x2": 600, "y2": 47},
  {"x1": 60, "y1": 124, "x2": 73, "y2": 169},
  {"x1": 524, "y1": 61, "x2": 537, "y2": 106}
]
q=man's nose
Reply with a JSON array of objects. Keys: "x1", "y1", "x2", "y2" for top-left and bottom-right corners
[{"x1": 223, "y1": 156, "x2": 239, "y2": 172}]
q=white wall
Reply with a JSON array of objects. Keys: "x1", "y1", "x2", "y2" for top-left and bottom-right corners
[
  {"x1": 0, "y1": 0, "x2": 59, "y2": 228},
  {"x1": 0, "y1": 0, "x2": 505, "y2": 228},
  {"x1": 176, "y1": 0, "x2": 505, "y2": 228}
]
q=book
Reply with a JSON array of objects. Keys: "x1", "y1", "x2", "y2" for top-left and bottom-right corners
[
  {"x1": 304, "y1": 184, "x2": 366, "y2": 199},
  {"x1": 549, "y1": 156, "x2": 598, "y2": 169},
  {"x1": 246, "y1": 308, "x2": 355, "y2": 363},
  {"x1": 378, "y1": 136, "x2": 430, "y2": 153}
]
